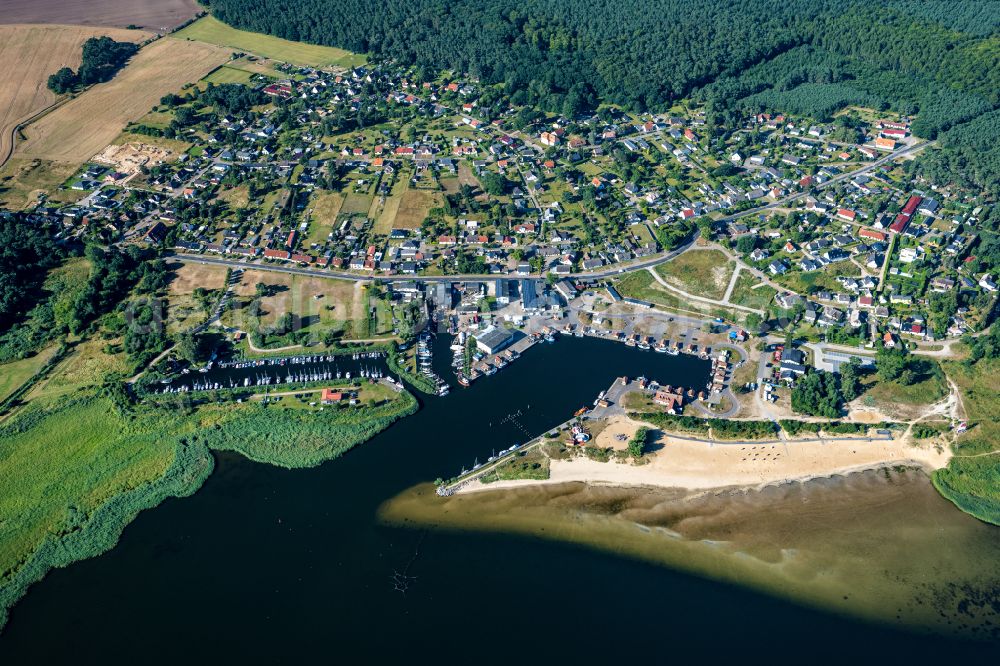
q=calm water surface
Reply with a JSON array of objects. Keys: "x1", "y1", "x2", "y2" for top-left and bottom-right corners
[{"x1": 1, "y1": 337, "x2": 997, "y2": 662}]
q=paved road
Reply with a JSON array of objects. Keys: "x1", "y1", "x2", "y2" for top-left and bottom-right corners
[
  {"x1": 167, "y1": 229, "x2": 702, "y2": 284},
  {"x1": 716, "y1": 141, "x2": 929, "y2": 225}
]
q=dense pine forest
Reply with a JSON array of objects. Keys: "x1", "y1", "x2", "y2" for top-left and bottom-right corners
[{"x1": 204, "y1": 0, "x2": 998, "y2": 189}]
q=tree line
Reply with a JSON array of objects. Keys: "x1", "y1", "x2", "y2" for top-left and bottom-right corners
[{"x1": 47, "y1": 36, "x2": 139, "y2": 94}]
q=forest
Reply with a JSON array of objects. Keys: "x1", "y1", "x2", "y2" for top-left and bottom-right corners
[
  {"x1": 203, "y1": 0, "x2": 997, "y2": 121},
  {"x1": 0, "y1": 215, "x2": 66, "y2": 330},
  {"x1": 202, "y1": 0, "x2": 999, "y2": 192}
]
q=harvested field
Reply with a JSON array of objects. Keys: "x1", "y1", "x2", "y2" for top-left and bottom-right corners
[
  {"x1": 16, "y1": 37, "x2": 230, "y2": 165},
  {"x1": 394, "y1": 188, "x2": 442, "y2": 229},
  {"x1": 0, "y1": 0, "x2": 200, "y2": 31},
  {"x1": 174, "y1": 16, "x2": 365, "y2": 69},
  {"x1": 0, "y1": 24, "x2": 151, "y2": 168}
]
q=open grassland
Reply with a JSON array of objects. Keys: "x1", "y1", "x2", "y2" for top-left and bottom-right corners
[
  {"x1": 373, "y1": 178, "x2": 407, "y2": 234},
  {"x1": 225, "y1": 269, "x2": 368, "y2": 340},
  {"x1": 341, "y1": 189, "x2": 375, "y2": 215},
  {"x1": 395, "y1": 188, "x2": 442, "y2": 229},
  {"x1": 0, "y1": 346, "x2": 59, "y2": 403},
  {"x1": 729, "y1": 271, "x2": 777, "y2": 310},
  {"x1": 202, "y1": 65, "x2": 256, "y2": 85},
  {"x1": 214, "y1": 184, "x2": 251, "y2": 208},
  {"x1": 16, "y1": 37, "x2": 230, "y2": 165},
  {"x1": 23, "y1": 338, "x2": 131, "y2": 402},
  {"x1": 654, "y1": 249, "x2": 735, "y2": 301},
  {"x1": 174, "y1": 16, "x2": 366, "y2": 68},
  {"x1": 615, "y1": 270, "x2": 746, "y2": 322},
  {"x1": 0, "y1": 0, "x2": 200, "y2": 30},
  {"x1": 0, "y1": 158, "x2": 79, "y2": 210},
  {"x1": 165, "y1": 261, "x2": 228, "y2": 334},
  {"x1": 0, "y1": 24, "x2": 152, "y2": 168},
  {"x1": 304, "y1": 190, "x2": 344, "y2": 245},
  {"x1": 933, "y1": 359, "x2": 1000, "y2": 526}
]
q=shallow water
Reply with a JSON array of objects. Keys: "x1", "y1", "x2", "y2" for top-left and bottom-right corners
[
  {"x1": 1, "y1": 336, "x2": 997, "y2": 662},
  {"x1": 383, "y1": 469, "x2": 1000, "y2": 640}
]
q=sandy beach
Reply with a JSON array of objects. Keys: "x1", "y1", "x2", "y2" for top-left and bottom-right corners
[{"x1": 459, "y1": 416, "x2": 951, "y2": 494}]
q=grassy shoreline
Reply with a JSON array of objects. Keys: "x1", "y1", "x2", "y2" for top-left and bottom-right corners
[{"x1": 0, "y1": 382, "x2": 419, "y2": 630}]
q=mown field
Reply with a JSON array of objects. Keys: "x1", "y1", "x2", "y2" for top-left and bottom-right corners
[
  {"x1": 0, "y1": 24, "x2": 151, "y2": 167},
  {"x1": 16, "y1": 36, "x2": 230, "y2": 164},
  {"x1": 395, "y1": 188, "x2": 442, "y2": 229},
  {"x1": 174, "y1": 16, "x2": 366, "y2": 68}
]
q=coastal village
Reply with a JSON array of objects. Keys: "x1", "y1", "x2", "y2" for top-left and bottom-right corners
[
  {"x1": 3, "y1": 6, "x2": 1000, "y2": 647},
  {"x1": 6, "y1": 41, "x2": 991, "y2": 492},
  {"x1": 15, "y1": 52, "x2": 995, "y2": 356},
  {"x1": 5, "y1": 15, "x2": 998, "y2": 548}
]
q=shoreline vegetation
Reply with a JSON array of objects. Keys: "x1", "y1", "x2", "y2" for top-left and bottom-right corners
[{"x1": 0, "y1": 378, "x2": 417, "y2": 630}]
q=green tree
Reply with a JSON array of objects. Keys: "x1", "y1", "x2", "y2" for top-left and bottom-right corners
[
  {"x1": 876, "y1": 344, "x2": 910, "y2": 383},
  {"x1": 628, "y1": 427, "x2": 649, "y2": 459}
]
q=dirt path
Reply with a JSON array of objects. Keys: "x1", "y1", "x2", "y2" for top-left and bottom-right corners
[{"x1": 646, "y1": 266, "x2": 764, "y2": 315}]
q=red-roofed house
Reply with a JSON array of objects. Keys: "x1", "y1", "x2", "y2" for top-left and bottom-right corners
[{"x1": 321, "y1": 389, "x2": 343, "y2": 404}]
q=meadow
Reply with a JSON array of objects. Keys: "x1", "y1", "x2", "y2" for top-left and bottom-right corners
[
  {"x1": 0, "y1": 346, "x2": 59, "y2": 403},
  {"x1": 653, "y1": 249, "x2": 735, "y2": 301},
  {"x1": 224, "y1": 269, "x2": 369, "y2": 342},
  {"x1": 174, "y1": 16, "x2": 366, "y2": 68},
  {"x1": 932, "y1": 358, "x2": 1000, "y2": 526}
]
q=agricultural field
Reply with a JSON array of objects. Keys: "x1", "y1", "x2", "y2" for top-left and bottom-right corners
[
  {"x1": 0, "y1": 0, "x2": 200, "y2": 30},
  {"x1": 654, "y1": 249, "x2": 735, "y2": 301},
  {"x1": 15, "y1": 37, "x2": 230, "y2": 165},
  {"x1": 0, "y1": 24, "x2": 151, "y2": 168},
  {"x1": 174, "y1": 16, "x2": 366, "y2": 69}
]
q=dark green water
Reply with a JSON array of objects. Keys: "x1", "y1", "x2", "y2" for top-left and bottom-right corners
[{"x1": 0, "y1": 337, "x2": 996, "y2": 662}]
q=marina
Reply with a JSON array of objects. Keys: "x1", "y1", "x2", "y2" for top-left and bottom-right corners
[{"x1": 155, "y1": 352, "x2": 391, "y2": 393}]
